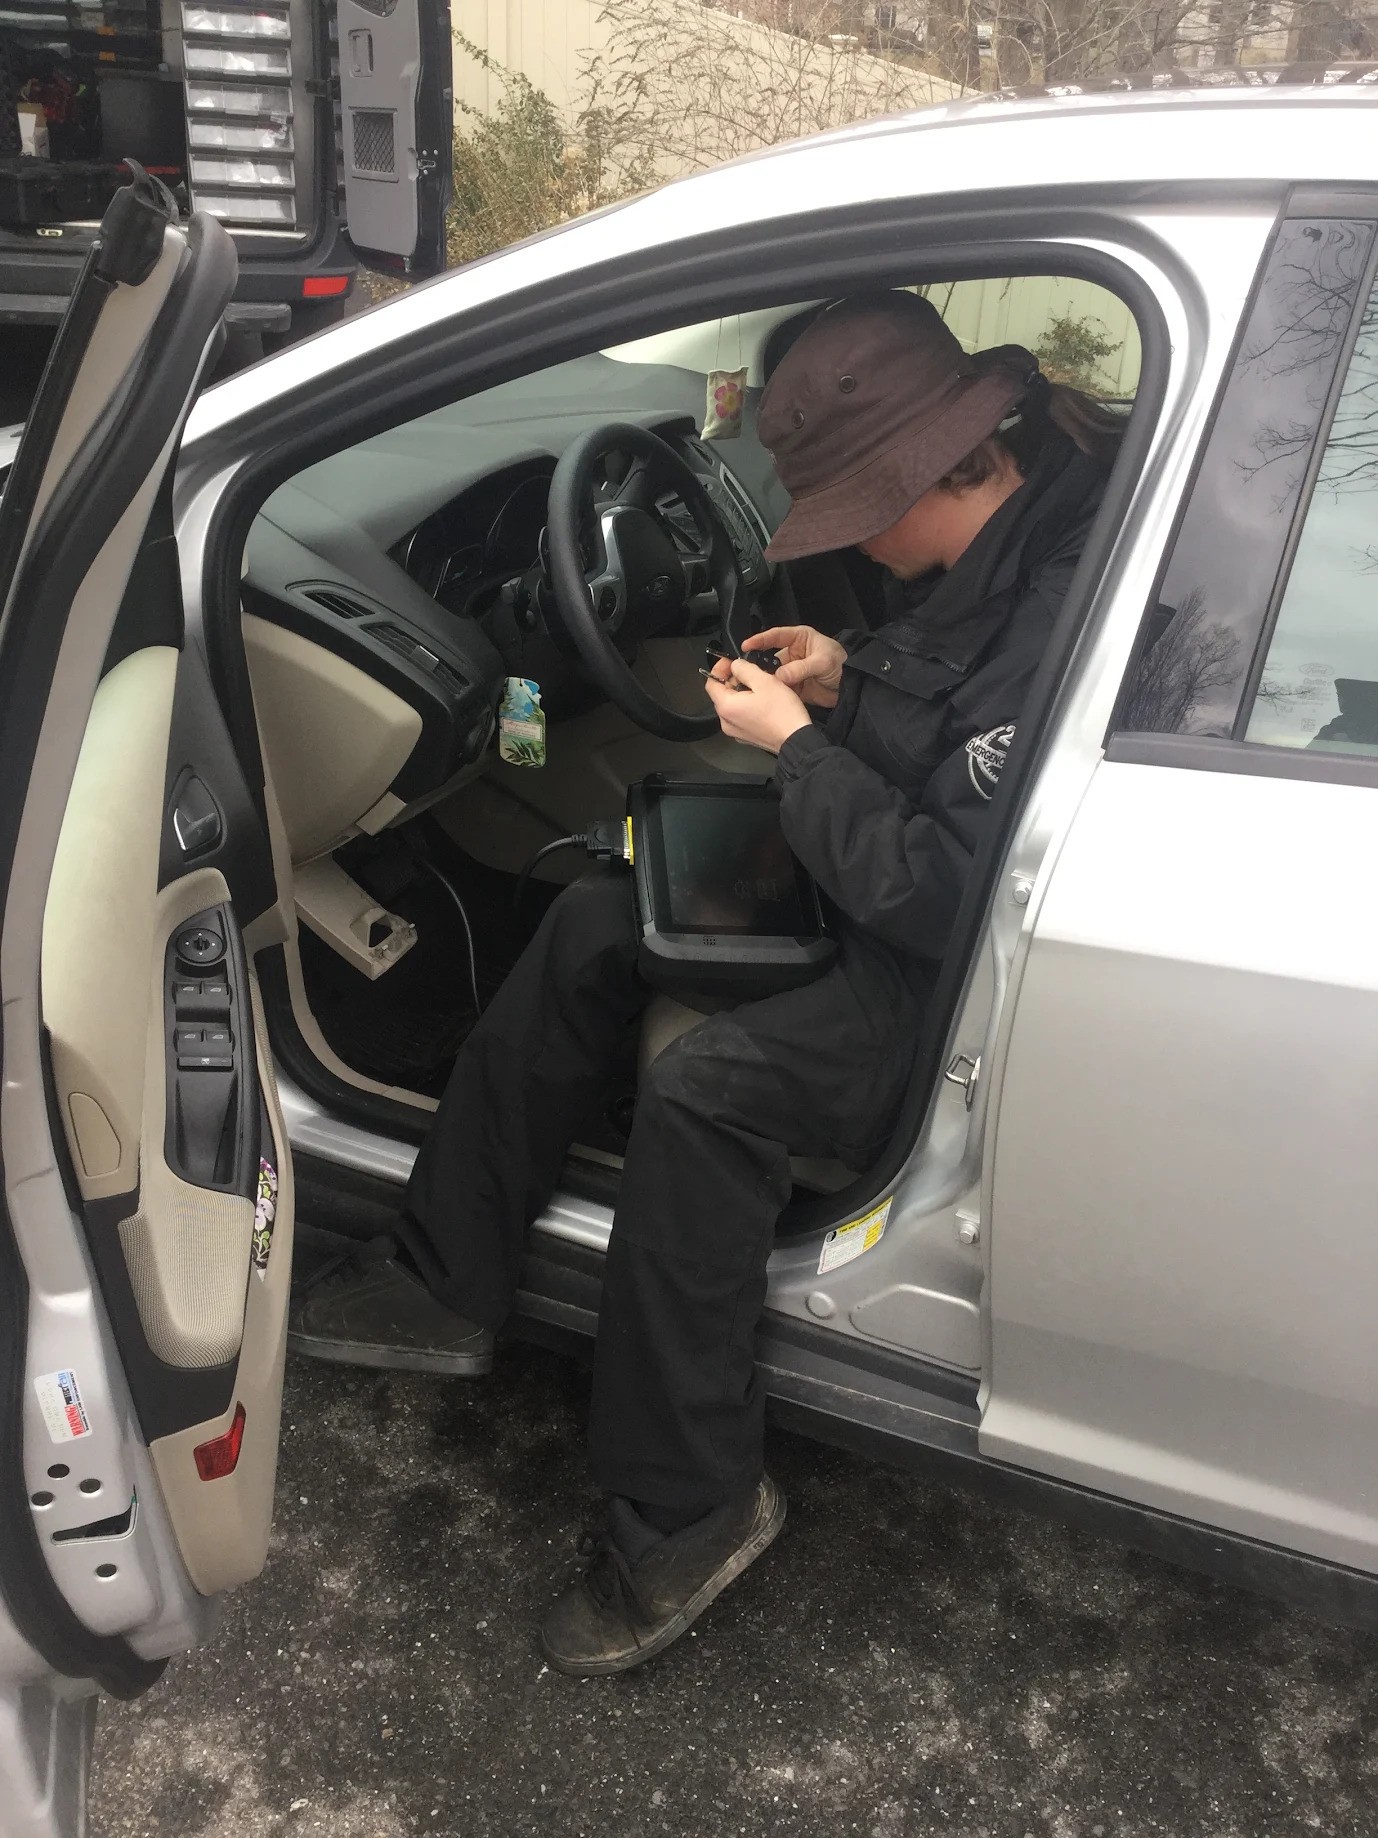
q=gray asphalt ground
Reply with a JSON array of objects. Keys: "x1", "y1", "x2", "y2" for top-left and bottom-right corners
[{"x1": 91, "y1": 1345, "x2": 1378, "y2": 1838}]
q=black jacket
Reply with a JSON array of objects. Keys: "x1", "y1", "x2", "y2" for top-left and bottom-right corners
[{"x1": 773, "y1": 434, "x2": 1106, "y2": 968}]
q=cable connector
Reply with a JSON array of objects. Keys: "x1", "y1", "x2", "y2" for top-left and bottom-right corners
[
  {"x1": 579, "y1": 820, "x2": 632, "y2": 864},
  {"x1": 513, "y1": 821, "x2": 632, "y2": 912}
]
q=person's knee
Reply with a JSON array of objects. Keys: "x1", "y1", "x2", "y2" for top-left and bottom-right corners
[
  {"x1": 543, "y1": 870, "x2": 636, "y2": 969},
  {"x1": 642, "y1": 1017, "x2": 740, "y2": 1119}
]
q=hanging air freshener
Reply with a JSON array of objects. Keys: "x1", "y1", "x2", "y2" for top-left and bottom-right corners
[
  {"x1": 701, "y1": 366, "x2": 747, "y2": 442},
  {"x1": 498, "y1": 676, "x2": 547, "y2": 767},
  {"x1": 700, "y1": 315, "x2": 746, "y2": 442}
]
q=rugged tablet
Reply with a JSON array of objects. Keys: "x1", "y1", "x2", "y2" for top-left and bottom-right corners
[{"x1": 627, "y1": 775, "x2": 837, "y2": 998}]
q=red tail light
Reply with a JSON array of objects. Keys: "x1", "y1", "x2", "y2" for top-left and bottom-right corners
[
  {"x1": 194, "y1": 1403, "x2": 246, "y2": 1480},
  {"x1": 302, "y1": 275, "x2": 350, "y2": 299}
]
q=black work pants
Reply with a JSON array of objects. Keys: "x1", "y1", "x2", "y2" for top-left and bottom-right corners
[{"x1": 404, "y1": 870, "x2": 925, "y2": 1521}]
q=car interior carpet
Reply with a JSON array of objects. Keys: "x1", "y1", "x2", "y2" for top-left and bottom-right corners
[{"x1": 297, "y1": 832, "x2": 558, "y2": 1096}]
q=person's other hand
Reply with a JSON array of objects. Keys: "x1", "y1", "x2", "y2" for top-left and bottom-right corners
[
  {"x1": 744, "y1": 625, "x2": 847, "y2": 708},
  {"x1": 704, "y1": 658, "x2": 813, "y2": 754}
]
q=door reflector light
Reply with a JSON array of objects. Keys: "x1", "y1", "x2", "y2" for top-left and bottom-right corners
[
  {"x1": 302, "y1": 274, "x2": 350, "y2": 297},
  {"x1": 194, "y1": 1403, "x2": 246, "y2": 1480}
]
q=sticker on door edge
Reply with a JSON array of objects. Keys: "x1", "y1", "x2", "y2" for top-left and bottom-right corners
[
  {"x1": 818, "y1": 1199, "x2": 892, "y2": 1276},
  {"x1": 34, "y1": 1369, "x2": 92, "y2": 1443},
  {"x1": 252, "y1": 1157, "x2": 278, "y2": 1278}
]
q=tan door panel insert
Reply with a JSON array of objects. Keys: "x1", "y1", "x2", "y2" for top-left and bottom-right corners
[{"x1": 42, "y1": 645, "x2": 180, "y2": 1203}]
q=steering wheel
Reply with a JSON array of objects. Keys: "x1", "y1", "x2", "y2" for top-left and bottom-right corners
[{"x1": 545, "y1": 422, "x2": 746, "y2": 741}]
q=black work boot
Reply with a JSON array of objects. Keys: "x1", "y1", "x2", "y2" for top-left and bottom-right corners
[
  {"x1": 288, "y1": 1238, "x2": 494, "y2": 1376},
  {"x1": 540, "y1": 1477, "x2": 785, "y2": 1676}
]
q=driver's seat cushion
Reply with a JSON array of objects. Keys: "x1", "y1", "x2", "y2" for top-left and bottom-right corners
[{"x1": 637, "y1": 995, "x2": 855, "y2": 1195}]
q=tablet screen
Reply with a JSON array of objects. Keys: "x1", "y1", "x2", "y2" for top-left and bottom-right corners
[{"x1": 657, "y1": 792, "x2": 812, "y2": 935}]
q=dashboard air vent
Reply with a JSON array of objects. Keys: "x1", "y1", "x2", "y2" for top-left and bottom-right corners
[
  {"x1": 296, "y1": 584, "x2": 374, "y2": 620},
  {"x1": 368, "y1": 624, "x2": 469, "y2": 697}
]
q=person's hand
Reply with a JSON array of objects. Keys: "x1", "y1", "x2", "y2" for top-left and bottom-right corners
[
  {"x1": 744, "y1": 625, "x2": 847, "y2": 709},
  {"x1": 704, "y1": 657, "x2": 813, "y2": 754}
]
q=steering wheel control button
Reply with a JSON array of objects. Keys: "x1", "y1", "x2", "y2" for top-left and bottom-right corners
[{"x1": 175, "y1": 926, "x2": 226, "y2": 971}]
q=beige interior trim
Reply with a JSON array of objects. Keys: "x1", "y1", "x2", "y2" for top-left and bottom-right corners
[
  {"x1": 242, "y1": 681, "x2": 436, "y2": 1110},
  {"x1": 243, "y1": 613, "x2": 422, "y2": 865},
  {"x1": 294, "y1": 855, "x2": 417, "y2": 980},
  {"x1": 42, "y1": 646, "x2": 180, "y2": 1201},
  {"x1": 241, "y1": 699, "x2": 297, "y2": 960},
  {"x1": 149, "y1": 968, "x2": 295, "y2": 1597},
  {"x1": 119, "y1": 1179, "x2": 254, "y2": 1368}
]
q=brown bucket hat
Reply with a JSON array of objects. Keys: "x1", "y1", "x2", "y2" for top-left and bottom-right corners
[{"x1": 758, "y1": 291, "x2": 1039, "y2": 562}]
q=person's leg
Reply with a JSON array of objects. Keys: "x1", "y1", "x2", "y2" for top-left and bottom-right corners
[
  {"x1": 290, "y1": 870, "x2": 646, "y2": 1370},
  {"x1": 542, "y1": 934, "x2": 927, "y2": 1673},
  {"x1": 402, "y1": 869, "x2": 645, "y2": 1325},
  {"x1": 590, "y1": 933, "x2": 924, "y2": 1518}
]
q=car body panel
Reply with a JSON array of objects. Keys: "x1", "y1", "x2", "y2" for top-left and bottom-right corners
[{"x1": 986, "y1": 761, "x2": 1378, "y2": 1570}]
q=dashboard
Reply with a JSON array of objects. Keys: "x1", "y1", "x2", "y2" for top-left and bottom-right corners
[
  {"x1": 240, "y1": 350, "x2": 786, "y2": 818},
  {"x1": 397, "y1": 462, "x2": 556, "y2": 612}
]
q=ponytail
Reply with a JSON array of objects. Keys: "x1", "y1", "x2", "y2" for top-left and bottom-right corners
[
  {"x1": 1043, "y1": 380, "x2": 1127, "y2": 464},
  {"x1": 940, "y1": 362, "x2": 1127, "y2": 492}
]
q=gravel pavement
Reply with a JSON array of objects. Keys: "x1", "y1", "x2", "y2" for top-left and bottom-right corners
[{"x1": 91, "y1": 1346, "x2": 1378, "y2": 1838}]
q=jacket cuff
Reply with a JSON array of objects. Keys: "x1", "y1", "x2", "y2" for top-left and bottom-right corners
[{"x1": 774, "y1": 723, "x2": 833, "y2": 785}]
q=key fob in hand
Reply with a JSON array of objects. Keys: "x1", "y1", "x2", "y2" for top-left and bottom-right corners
[{"x1": 705, "y1": 643, "x2": 782, "y2": 674}]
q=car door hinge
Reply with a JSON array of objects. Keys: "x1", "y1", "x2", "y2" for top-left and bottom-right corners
[{"x1": 944, "y1": 1052, "x2": 980, "y2": 1110}]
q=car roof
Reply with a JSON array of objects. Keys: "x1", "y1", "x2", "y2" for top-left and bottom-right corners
[
  {"x1": 188, "y1": 71, "x2": 1378, "y2": 440},
  {"x1": 732, "y1": 65, "x2": 1378, "y2": 182}
]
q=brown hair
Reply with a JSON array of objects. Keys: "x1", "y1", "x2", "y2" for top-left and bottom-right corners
[{"x1": 938, "y1": 381, "x2": 1126, "y2": 493}]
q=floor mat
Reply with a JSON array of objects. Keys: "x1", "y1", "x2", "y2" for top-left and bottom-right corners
[{"x1": 297, "y1": 830, "x2": 557, "y2": 1098}]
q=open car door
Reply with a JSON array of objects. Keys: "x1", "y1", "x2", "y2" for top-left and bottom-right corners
[
  {"x1": 338, "y1": 0, "x2": 454, "y2": 279},
  {"x1": 0, "y1": 175, "x2": 295, "y2": 1835}
]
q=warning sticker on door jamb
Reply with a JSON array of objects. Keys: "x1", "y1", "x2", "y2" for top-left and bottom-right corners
[
  {"x1": 818, "y1": 1199, "x2": 892, "y2": 1275},
  {"x1": 34, "y1": 1369, "x2": 92, "y2": 1443}
]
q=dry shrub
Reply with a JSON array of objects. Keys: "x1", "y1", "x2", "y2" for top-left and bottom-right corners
[
  {"x1": 448, "y1": 34, "x2": 653, "y2": 267},
  {"x1": 584, "y1": 0, "x2": 958, "y2": 183}
]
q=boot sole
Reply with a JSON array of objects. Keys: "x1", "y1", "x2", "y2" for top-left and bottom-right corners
[
  {"x1": 286, "y1": 1330, "x2": 493, "y2": 1377},
  {"x1": 540, "y1": 1477, "x2": 787, "y2": 1678}
]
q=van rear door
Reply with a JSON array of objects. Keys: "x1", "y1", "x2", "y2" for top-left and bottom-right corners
[{"x1": 337, "y1": 0, "x2": 453, "y2": 277}]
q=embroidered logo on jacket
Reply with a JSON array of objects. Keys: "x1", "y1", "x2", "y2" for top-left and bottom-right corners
[{"x1": 965, "y1": 724, "x2": 1016, "y2": 800}]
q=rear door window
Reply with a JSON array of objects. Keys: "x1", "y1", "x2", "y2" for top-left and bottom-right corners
[
  {"x1": 1118, "y1": 216, "x2": 1376, "y2": 739},
  {"x1": 1242, "y1": 275, "x2": 1378, "y2": 755}
]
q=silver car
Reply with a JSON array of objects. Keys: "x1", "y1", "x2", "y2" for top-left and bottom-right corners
[{"x1": 2, "y1": 72, "x2": 1377, "y2": 1834}]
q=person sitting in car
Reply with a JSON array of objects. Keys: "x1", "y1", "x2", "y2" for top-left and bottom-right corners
[{"x1": 289, "y1": 290, "x2": 1123, "y2": 1676}]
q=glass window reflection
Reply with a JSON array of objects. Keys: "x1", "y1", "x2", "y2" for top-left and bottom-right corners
[
  {"x1": 1121, "y1": 219, "x2": 1375, "y2": 737},
  {"x1": 1245, "y1": 277, "x2": 1378, "y2": 756}
]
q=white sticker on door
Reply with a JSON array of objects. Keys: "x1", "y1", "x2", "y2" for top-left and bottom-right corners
[
  {"x1": 34, "y1": 1369, "x2": 92, "y2": 1443},
  {"x1": 818, "y1": 1199, "x2": 892, "y2": 1276}
]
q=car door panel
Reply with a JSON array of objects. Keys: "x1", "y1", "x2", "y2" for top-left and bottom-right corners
[
  {"x1": 0, "y1": 182, "x2": 290, "y2": 1836},
  {"x1": 43, "y1": 656, "x2": 293, "y2": 1601},
  {"x1": 985, "y1": 760, "x2": 1378, "y2": 1572}
]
